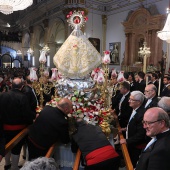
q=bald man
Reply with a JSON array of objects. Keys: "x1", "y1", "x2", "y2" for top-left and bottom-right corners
[
  {"x1": 136, "y1": 107, "x2": 170, "y2": 170},
  {"x1": 27, "y1": 98, "x2": 73, "y2": 160},
  {"x1": 0, "y1": 77, "x2": 33, "y2": 170}
]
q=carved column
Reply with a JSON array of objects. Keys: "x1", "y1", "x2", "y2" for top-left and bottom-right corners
[
  {"x1": 102, "y1": 15, "x2": 107, "y2": 52},
  {"x1": 43, "y1": 19, "x2": 49, "y2": 44}
]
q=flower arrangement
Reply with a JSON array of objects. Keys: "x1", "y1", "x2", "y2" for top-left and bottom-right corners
[{"x1": 46, "y1": 90, "x2": 113, "y2": 126}]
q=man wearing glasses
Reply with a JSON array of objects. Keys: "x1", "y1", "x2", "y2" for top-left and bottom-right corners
[
  {"x1": 135, "y1": 107, "x2": 170, "y2": 170},
  {"x1": 144, "y1": 84, "x2": 158, "y2": 110},
  {"x1": 120, "y1": 91, "x2": 146, "y2": 168}
]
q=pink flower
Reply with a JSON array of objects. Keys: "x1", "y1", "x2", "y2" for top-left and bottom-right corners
[
  {"x1": 84, "y1": 16, "x2": 88, "y2": 21},
  {"x1": 81, "y1": 11, "x2": 84, "y2": 15},
  {"x1": 104, "y1": 51, "x2": 110, "y2": 54}
]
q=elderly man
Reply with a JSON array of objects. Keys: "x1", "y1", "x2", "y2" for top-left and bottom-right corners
[
  {"x1": 0, "y1": 78, "x2": 33, "y2": 170},
  {"x1": 135, "y1": 107, "x2": 170, "y2": 170},
  {"x1": 144, "y1": 84, "x2": 158, "y2": 110},
  {"x1": 158, "y1": 97, "x2": 170, "y2": 115},
  {"x1": 27, "y1": 98, "x2": 73, "y2": 160},
  {"x1": 120, "y1": 91, "x2": 146, "y2": 168}
]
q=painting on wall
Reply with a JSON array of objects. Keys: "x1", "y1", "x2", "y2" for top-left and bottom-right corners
[
  {"x1": 88, "y1": 38, "x2": 100, "y2": 53},
  {"x1": 109, "y1": 42, "x2": 121, "y2": 65}
]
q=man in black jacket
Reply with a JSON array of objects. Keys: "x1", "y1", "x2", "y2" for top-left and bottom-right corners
[
  {"x1": 0, "y1": 78, "x2": 33, "y2": 170},
  {"x1": 143, "y1": 84, "x2": 158, "y2": 110},
  {"x1": 27, "y1": 98, "x2": 73, "y2": 160},
  {"x1": 136, "y1": 107, "x2": 170, "y2": 170},
  {"x1": 120, "y1": 91, "x2": 146, "y2": 168},
  {"x1": 0, "y1": 115, "x2": 5, "y2": 162},
  {"x1": 71, "y1": 119, "x2": 120, "y2": 170}
]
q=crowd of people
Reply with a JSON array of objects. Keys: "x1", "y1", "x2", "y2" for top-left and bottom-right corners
[
  {"x1": 0, "y1": 31, "x2": 22, "y2": 42},
  {"x1": 111, "y1": 70, "x2": 170, "y2": 169},
  {"x1": 0, "y1": 68, "x2": 170, "y2": 169}
]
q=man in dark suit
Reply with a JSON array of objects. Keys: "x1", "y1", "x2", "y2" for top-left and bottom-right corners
[
  {"x1": 136, "y1": 107, "x2": 170, "y2": 170},
  {"x1": 22, "y1": 75, "x2": 38, "y2": 120},
  {"x1": 136, "y1": 71, "x2": 146, "y2": 94},
  {"x1": 151, "y1": 73, "x2": 159, "y2": 92},
  {"x1": 27, "y1": 98, "x2": 73, "y2": 160},
  {"x1": 0, "y1": 78, "x2": 33, "y2": 170},
  {"x1": 117, "y1": 82, "x2": 132, "y2": 132},
  {"x1": 120, "y1": 91, "x2": 146, "y2": 168},
  {"x1": 144, "y1": 84, "x2": 158, "y2": 110},
  {"x1": 71, "y1": 119, "x2": 120, "y2": 170},
  {"x1": 160, "y1": 76, "x2": 170, "y2": 97}
]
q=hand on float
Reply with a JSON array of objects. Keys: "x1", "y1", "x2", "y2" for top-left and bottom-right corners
[
  {"x1": 119, "y1": 127, "x2": 126, "y2": 133},
  {"x1": 120, "y1": 139, "x2": 127, "y2": 144},
  {"x1": 33, "y1": 113, "x2": 40, "y2": 122}
]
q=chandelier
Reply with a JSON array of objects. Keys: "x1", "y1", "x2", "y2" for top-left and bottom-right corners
[
  {"x1": 138, "y1": 41, "x2": 151, "y2": 56},
  {"x1": 0, "y1": 0, "x2": 33, "y2": 15},
  {"x1": 138, "y1": 41, "x2": 151, "y2": 73},
  {"x1": 157, "y1": 8, "x2": 170, "y2": 43}
]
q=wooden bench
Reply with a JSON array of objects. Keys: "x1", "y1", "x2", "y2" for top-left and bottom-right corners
[
  {"x1": 5, "y1": 127, "x2": 29, "y2": 154},
  {"x1": 116, "y1": 119, "x2": 133, "y2": 170},
  {"x1": 73, "y1": 149, "x2": 81, "y2": 170},
  {"x1": 45, "y1": 143, "x2": 57, "y2": 158}
]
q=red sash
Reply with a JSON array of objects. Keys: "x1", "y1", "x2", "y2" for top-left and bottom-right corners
[{"x1": 85, "y1": 145, "x2": 119, "y2": 166}]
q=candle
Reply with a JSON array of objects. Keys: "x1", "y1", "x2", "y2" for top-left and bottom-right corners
[
  {"x1": 146, "y1": 75, "x2": 148, "y2": 86},
  {"x1": 47, "y1": 55, "x2": 50, "y2": 67},
  {"x1": 32, "y1": 56, "x2": 35, "y2": 66},
  {"x1": 158, "y1": 78, "x2": 161, "y2": 97}
]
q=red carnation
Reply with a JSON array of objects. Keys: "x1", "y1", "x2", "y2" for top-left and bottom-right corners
[{"x1": 104, "y1": 50, "x2": 110, "y2": 54}]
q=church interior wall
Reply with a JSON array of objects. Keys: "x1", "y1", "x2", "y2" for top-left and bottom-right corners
[{"x1": 106, "y1": 0, "x2": 168, "y2": 71}]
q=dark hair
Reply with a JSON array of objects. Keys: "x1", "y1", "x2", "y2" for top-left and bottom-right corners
[
  {"x1": 138, "y1": 71, "x2": 145, "y2": 79},
  {"x1": 123, "y1": 72, "x2": 129, "y2": 80},
  {"x1": 164, "y1": 76, "x2": 170, "y2": 81},
  {"x1": 152, "y1": 73, "x2": 158, "y2": 79},
  {"x1": 120, "y1": 81, "x2": 130, "y2": 91}
]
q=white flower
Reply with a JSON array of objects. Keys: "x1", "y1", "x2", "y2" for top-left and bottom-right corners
[
  {"x1": 80, "y1": 91, "x2": 85, "y2": 95},
  {"x1": 94, "y1": 112, "x2": 99, "y2": 115},
  {"x1": 88, "y1": 102, "x2": 91, "y2": 105},
  {"x1": 68, "y1": 113, "x2": 72, "y2": 117}
]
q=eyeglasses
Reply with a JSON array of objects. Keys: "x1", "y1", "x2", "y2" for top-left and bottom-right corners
[
  {"x1": 144, "y1": 90, "x2": 153, "y2": 93},
  {"x1": 142, "y1": 119, "x2": 162, "y2": 126},
  {"x1": 129, "y1": 98, "x2": 139, "y2": 102}
]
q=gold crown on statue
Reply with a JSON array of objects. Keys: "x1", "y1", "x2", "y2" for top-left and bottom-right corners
[{"x1": 67, "y1": 10, "x2": 88, "y2": 29}]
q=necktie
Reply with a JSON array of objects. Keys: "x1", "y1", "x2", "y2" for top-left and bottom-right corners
[
  {"x1": 119, "y1": 95, "x2": 125, "y2": 110},
  {"x1": 145, "y1": 99, "x2": 152, "y2": 108},
  {"x1": 144, "y1": 137, "x2": 157, "y2": 151},
  {"x1": 126, "y1": 110, "x2": 137, "y2": 139},
  {"x1": 118, "y1": 95, "x2": 125, "y2": 116},
  {"x1": 129, "y1": 110, "x2": 136, "y2": 123},
  {"x1": 32, "y1": 88, "x2": 39, "y2": 106}
]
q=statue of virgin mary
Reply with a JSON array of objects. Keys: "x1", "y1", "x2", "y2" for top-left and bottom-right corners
[{"x1": 53, "y1": 11, "x2": 101, "y2": 79}]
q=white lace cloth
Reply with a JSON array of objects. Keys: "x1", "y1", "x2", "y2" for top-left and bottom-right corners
[{"x1": 53, "y1": 28, "x2": 101, "y2": 79}]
